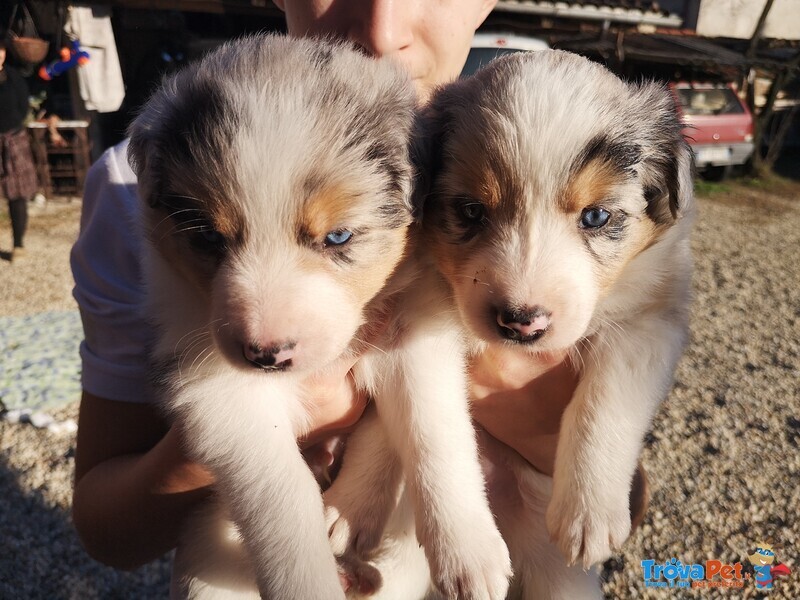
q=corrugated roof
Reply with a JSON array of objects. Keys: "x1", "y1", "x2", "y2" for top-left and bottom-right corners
[
  {"x1": 553, "y1": 32, "x2": 790, "y2": 76},
  {"x1": 494, "y1": 0, "x2": 682, "y2": 27},
  {"x1": 624, "y1": 33, "x2": 749, "y2": 66}
]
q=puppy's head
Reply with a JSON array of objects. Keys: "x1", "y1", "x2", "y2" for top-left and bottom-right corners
[
  {"x1": 417, "y1": 50, "x2": 693, "y2": 352},
  {"x1": 129, "y1": 34, "x2": 416, "y2": 373}
]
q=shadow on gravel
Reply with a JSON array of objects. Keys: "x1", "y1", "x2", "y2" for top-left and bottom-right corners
[
  {"x1": 0, "y1": 444, "x2": 171, "y2": 598},
  {"x1": 0, "y1": 451, "x2": 81, "y2": 598}
]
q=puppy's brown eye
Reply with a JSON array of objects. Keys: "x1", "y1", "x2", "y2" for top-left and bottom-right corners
[
  {"x1": 190, "y1": 224, "x2": 226, "y2": 255},
  {"x1": 459, "y1": 202, "x2": 486, "y2": 223},
  {"x1": 200, "y1": 228, "x2": 224, "y2": 245}
]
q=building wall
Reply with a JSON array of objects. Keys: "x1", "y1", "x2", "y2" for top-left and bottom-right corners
[{"x1": 696, "y1": 0, "x2": 800, "y2": 40}]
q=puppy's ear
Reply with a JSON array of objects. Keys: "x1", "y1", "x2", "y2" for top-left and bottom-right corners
[
  {"x1": 410, "y1": 87, "x2": 457, "y2": 221},
  {"x1": 127, "y1": 76, "x2": 180, "y2": 208},
  {"x1": 127, "y1": 106, "x2": 162, "y2": 208},
  {"x1": 409, "y1": 107, "x2": 441, "y2": 221},
  {"x1": 635, "y1": 81, "x2": 694, "y2": 225}
]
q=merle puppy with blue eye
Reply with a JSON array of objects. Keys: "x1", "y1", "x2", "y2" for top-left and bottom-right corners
[
  {"x1": 127, "y1": 34, "x2": 513, "y2": 600},
  {"x1": 403, "y1": 49, "x2": 696, "y2": 597}
]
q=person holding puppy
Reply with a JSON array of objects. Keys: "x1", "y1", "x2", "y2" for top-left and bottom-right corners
[{"x1": 72, "y1": 0, "x2": 642, "y2": 580}]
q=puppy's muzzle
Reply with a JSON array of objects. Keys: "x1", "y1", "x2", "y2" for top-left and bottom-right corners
[
  {"x1": 244, "y1": 341, "x2": 296, "y2": 371},
  {"x1": 496, "y1": 306, "x2": 550, "y2": 343}
]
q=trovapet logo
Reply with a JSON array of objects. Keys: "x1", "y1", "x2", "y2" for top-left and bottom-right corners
[
  {"x1": 642, "y1": 542, "x2": 792, "y2": 590},
  {"x1": 747, "y1": 542, "x2": 792, "y2": 590},
  {"x1": 641, "y1": 558, "x2": 747, "y2": 589}
]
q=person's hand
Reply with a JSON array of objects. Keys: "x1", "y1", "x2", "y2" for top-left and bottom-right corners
[
  {"x1": 298, "y1": 353, "x2": 370, "y2": 448},
  {"x1": 45, "y1": 114, "x2": 69, "y2": 148},
  {"x1": 470, "y1": 349, "x2": 579, "y2": 475}
]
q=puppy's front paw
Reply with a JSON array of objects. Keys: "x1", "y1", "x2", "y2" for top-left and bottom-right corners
[
  {"x1": 545, "y1": 481, "x2": 631, "y2": 568},
  {"x1": 337, "y1": 552, "x2": 383, "y2": 598},
  {"x1": 325, "y1": 490, "x2": 390, "y2": 560},
  {"x1": 421, "y1": 515, "x2": 512, "y2": 600}
]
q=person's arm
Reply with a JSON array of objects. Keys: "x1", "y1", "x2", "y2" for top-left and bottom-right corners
[
  {"x1": 72, "y1": 392, "x2": 214, "y2": 569},
  {"x1": 470, "y1": 351, "x2": 579, "y2": 476},
  {"x1": 70, "y1": 140, "x2": 190, "y2": 569},
  {"x1": 72, "y1": 359, "x2": 366, "y2": 570}
]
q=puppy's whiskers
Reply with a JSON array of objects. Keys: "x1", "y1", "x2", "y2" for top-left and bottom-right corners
[
  {"x1": 183, "y1": 345, "x2": 215, "y2": 379},
  {"x1": 352, "y1": 336, "x2": 387, "y2": 356},
  {"x1": 595, "y1": 316, "x2": 626, "y2": 342},
  {"x1": 566, "y1": 346, "x2": 584, "y2": 373},
  {"x1": 176, "y1": 318, "x2": 224, "y2": 376},
  {"x1": 164, "y1": 193, "x2": 203, "y2": 203},
  {"x1": 191, "y1": 346, "x2": 218, "y2": 376},
  {"x1": 172, "y1": 222, "x2": 214, "y2": 236},
  {"x1": 178, "y1": 336, "x2": 212, "y2": 374},
  {"x1": 152, "y1": 208, "x2": 198, "y2": 232},
  {"x1": 580, "y1": 335, "x2": 606, "y2": 366},
  {"x1": 174, "y1": 319, "x2": 221, "y2": 358}
]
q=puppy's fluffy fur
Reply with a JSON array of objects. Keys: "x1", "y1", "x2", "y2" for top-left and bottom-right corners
[
  {"x1": 331, "y1": 50, "x2": 693, "y2": 599},
  {"x1": 128, "y1": 35, "x2": 510, "y2": 599}
]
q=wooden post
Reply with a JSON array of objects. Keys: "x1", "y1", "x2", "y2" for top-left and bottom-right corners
[
  {"x1": 746, "y1": 0, "x2": 776, "y2": 60},
  {"x1": 749, "y1": 50, "x2": 800, "y2": 176}
]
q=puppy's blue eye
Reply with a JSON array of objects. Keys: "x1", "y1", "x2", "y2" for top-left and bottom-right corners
[
  {"x1": 580, "y1": 207, "x2": 611, "y2": 229},
  {"x1": 324, "y1": 229, "x2": 353, "y2": 246}
]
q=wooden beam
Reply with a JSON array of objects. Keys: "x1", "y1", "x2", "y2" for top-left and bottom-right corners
[{"x1": 746, "y1": 0, "x2": 776, "y2": 60}]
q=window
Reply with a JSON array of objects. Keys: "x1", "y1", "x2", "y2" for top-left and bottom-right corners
[{"x1": 675, "y1": 87, "x2": 745, "y2": 116}]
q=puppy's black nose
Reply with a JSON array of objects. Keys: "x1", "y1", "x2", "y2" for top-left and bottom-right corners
[
  {"x1": 243, "y1": 341, "x2": 296, "y2": 370},
  {"x1": 496, "y1": 306, "x2": 550, "y2": 343}
]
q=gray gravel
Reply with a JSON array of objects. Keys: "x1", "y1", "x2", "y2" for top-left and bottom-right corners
[
  {"x1": 1, "y1": 182, "x2": 798, "y2": 599},
  {"x1": 0, "y1": 201, "x2": 82, "y2": 318},
  {"x1": 1, "y1": 201, "x2": 173, "y2": 598}
]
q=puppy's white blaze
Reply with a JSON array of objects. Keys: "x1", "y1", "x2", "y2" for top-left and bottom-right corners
[
  {"x1": 212, "y1": 249, "x2": 360, "y2": 373},
  {"x1": 516, "y1": 216, "x2": 598, "y2": 350},
  {"x1": 461, "y1": 207, "x2": 598, "y2": 351}
]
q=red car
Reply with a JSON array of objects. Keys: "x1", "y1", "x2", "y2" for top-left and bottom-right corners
[{"x1": 671, "y1": 82, "x2": 755, "y2": 180}]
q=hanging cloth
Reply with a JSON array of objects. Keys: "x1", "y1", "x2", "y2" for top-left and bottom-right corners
[{"x1": 65, "y1": 5, "x2": 124, "y2": 113}]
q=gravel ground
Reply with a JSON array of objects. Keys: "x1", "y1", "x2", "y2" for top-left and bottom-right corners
[
  {"x1": 0, "y1": 201, "x2": 173, "y2": 598},
  {"x1": 0, "y1": 181, "x2": 798, "y2": 599}
]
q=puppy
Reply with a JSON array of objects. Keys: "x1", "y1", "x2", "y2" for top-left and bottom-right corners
[
  {"x1": 127, "y1": 35, "x2": 510, "y2": 599},
  {"x1": 330, "y1": 50, "x2": 693, "y2": 599}
]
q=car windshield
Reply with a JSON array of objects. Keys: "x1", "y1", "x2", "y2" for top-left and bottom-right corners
[
  {"x1": 676, "y1": 88, "x2": 745, "y2": 116},
  {"x1": 461, "y1": 47, "x2": 525, "y2": 77}
]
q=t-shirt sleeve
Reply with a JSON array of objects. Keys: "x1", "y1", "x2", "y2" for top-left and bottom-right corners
[{"x1": 70, "y1": 139, "x2": 153, "y2": 403}]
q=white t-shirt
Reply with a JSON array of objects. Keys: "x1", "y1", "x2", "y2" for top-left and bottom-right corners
[{"x1": 70, "y1": 138, "x2": 153, "y2": 403}]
